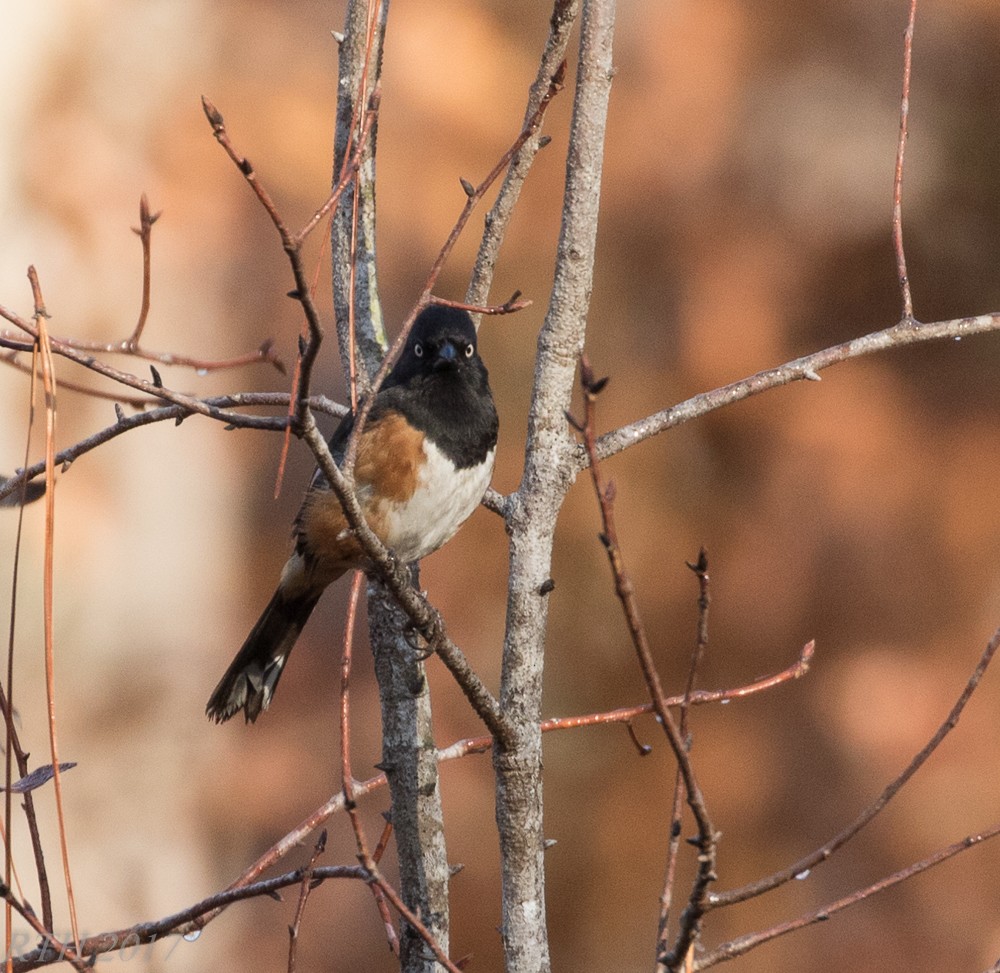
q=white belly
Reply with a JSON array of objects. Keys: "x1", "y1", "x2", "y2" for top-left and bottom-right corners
[{"x1": 380, "y1": 439, "x2": 495, "y2": 563}]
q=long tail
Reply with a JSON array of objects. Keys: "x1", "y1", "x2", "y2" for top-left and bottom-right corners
[{"x1": 206, "y1": 586, "x2": 321, "y2": 724}]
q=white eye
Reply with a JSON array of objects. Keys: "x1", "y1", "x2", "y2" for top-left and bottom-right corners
[
  {"x1": 464, "y1": 343, "x2": 474, "y2": 358},
  {"x1": 413, "y1": 342, "x2": 424, "y2": 358}
]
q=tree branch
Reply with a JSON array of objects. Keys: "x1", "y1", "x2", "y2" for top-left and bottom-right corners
[
  {"x1": 586, "y1": 312, "x2": 1000, "y2": 470},
  {"x1": 709, "y1": 626, "x2": 1000, "y2": 909}
]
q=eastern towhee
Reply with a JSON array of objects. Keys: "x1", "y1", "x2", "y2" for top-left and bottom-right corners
[{"x1": 206, "y1": 305, "x2": 498, "y2": 724}]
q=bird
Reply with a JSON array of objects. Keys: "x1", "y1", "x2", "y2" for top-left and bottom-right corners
[{"x1": 206, "y1": 304, "x2": 498, "y2": 724}]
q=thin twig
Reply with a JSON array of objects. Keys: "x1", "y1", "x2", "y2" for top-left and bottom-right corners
[
  {"x1": 0, "y1": 392, "x2": 346, "y2": 506},
  {"x1": 0, "y1": 350, "x2": 156, "y2": 407},
  {"x1": 708, "y1": 626, "x2": 1000, "y2": 909},
  {"x1": 1, "y1": 301, "x2": 288, "y2": 423},
  {"x1": 286, "y1": 830, "x2": 327, "y2": 973},
  {"x1": 4, "y1": 344, "x2": 54, "y2": 952},
  {"x1": 200, "y1": 89, "x2": 379, "y2": 428},
  {"x1": 8, "y1": 865, "x2": 368, "y2": 972},
  {"x1": 0, "y1": 196, "x2": 283, "y2": 375},
  {"x1": 572, "y1": 355, "x2": 716, "y2": 969},
  {"x1": 696, "y1": 821, "x2": 1000, "y2": 970},
  {"x1": 181, "y1": 644, "x2": 815, "y2": 940},
  {"x1": 28, "y1": 268, "x2": 79, "y2": 953},
  {"x1": 893, "y1": 0, "x2": 918, "y2": 321},
  {"x1": 586, "y1": 311, "x2": 1000, "y2": 470},
  {"x1": 465, "y1": 0, "x2": 581, "y2": 316},
  {"x1": 657, "y1": 550, "x2": 712, "y2": 964}
]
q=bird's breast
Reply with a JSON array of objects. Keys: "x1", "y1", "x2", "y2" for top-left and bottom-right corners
[{"x1": 377, "y1": 437, "x2": 496, "y2": 563}]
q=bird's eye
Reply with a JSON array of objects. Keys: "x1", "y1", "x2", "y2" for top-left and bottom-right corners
[
  {"x1": 464, "y1": 343, "x2": 474, "y2": 358},
  {"x1": 413, "y1": 342, "x2": 424, "y2": 358}
]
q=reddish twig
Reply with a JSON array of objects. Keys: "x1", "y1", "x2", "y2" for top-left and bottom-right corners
[
  {"x1": 893, "y1": 0, "x2": 918, "y2": 321},
  {"x1": 28, "y1": 269, "x2": 80, "y2": 955},
  {"x1": 1, "y1": 301, "x2": 287, "y2": 423},
  {"x1": 338, "y1": 571, "x2": 398, "y2": 948},
  {"x1": 421, "y1": 62, "x2": 565, "y2": 307},
  {"x1": 429, "y1": 292, "x2": 532, "y2": 316},
  {"x1": 365, "y1": 874, "x2": 464, "y2": 973},
  {"x1": 709, "y1": 626, "x2": 1000, "y2": 909},
  {"x1": 465, "y1": 0, "x2": 580, "y2": 313},
  {"x1": 570, "y1": 354, "x2": 717, "y2": 969},
  {"x1": 3, "y1": 344, "x2": 54, "y2": 946},
  {"x1": 286, "y1": 830, "x2": 327, "y2": 973},
  {"x1": 201, "y1": 88, "x2": 379, "y2": 427},
  {"x1": 657, "y1": 550, "x2": 712, "y2": 965},
  {"x1": 0, "y1": 350, "x2": 156, "y2": 408},
  {"x1": 129, "y1": 193, "x2": 157, "y2": 346},
  {"x1": 696, "y1": 821, "x2": 1000, "y2": 970},
  {"x1": 370, "y1": 819, "x2": 400, "y2": 955},
  {"x1": 1, "y1": 198, "x2": 284, "y2": 377}
]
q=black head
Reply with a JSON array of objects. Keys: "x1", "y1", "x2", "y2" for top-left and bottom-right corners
[{"x1": 389, "y1": 305, "x2": 481, "y2": 385}]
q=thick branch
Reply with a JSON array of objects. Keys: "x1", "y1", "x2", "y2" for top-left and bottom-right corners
[{"x1": 494, "y1": 3, "x2": 616, "y2": 971}]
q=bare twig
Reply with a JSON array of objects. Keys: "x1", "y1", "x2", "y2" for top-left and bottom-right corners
[
  {"x1": 1, "y1": 197, "x2": 284, "y2": 376},
  {"x1": 697, "y1": 821, "x2": 1000, "y2": 970},
  {"x1": 9, "y1": 864, "x2": 368, "y2": 972},
  {"x1": 0, "y1": 350, "x2": 157, "y2": 408},
  {"x1": 587, "y1": 312, "x2": 1000, "y2": 470},
  {"x1": 28, "y1": 269, "x2": 80, "y2": 955},
  {"x1": 573, "y1": 355, "x2": 716, "y2": 969},
  {"x1": 338, "y1": 572, "x2": 398, "y2": 949},
  {"x1": 657, "y1": 550, "x2": 712, "y2": 964},
  {"x1": 3, "y1": 345, "x2": 54, "y2": 939},
  {"x1": 201, "y1": 90, "x2": 379, "y2": 428},
  {"x1": 177, "y1": 644, "x2": 815, "y2": 942},
  {"x1": 709, "y1": 626, "x2": 1000, "y2": 909},
  {"x1": 0, "y1": 392, "x2": 346, "y2": 507},
  {"x1": 466, "y1": 0, "x2": 581, "y2": 315},
  {"x1": 1, "y1": 300, "x2": 290, "y2": 423},
  {"x1": 893, "y1": 0, "x2": 918, "y2": 321},
  {"x1": 286, "y1": 830, "x2": 327, "y2": 973}
]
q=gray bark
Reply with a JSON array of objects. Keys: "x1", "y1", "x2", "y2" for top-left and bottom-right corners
[
  {"x1": 494, "y1": 2, "x2": 617, "y2": 970},
  {"x1": 332, "y1": 3, "x2": 451, "y2": 970}
]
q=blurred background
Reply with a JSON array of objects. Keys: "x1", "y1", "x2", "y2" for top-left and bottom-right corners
[{"x1": 3, "y1": 0, "x2": 1000, "y2": 970}]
